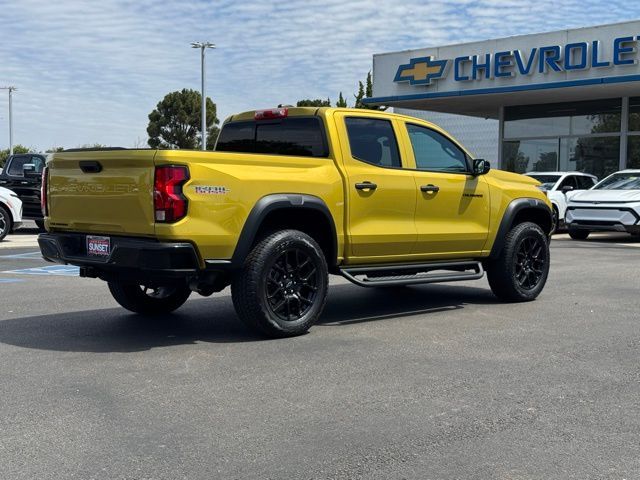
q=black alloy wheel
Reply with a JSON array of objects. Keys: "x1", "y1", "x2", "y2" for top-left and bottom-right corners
[
  {"x1": 550, "y1": 206, "x2": 559, "y2": 234},
  {"x1": 514, "y1": 236, "x2": 547, "y2": 290},
  {"x1": 264, "y1": 248, "x2": 319, "y2": 322},
  {"x1": 486, "y1": 221, "x2": 550, "y2": 302},
  {"x1": 0, "y1": 206, "x2": 11, "y2": 241},
  {"x1": 107, "y1": 281, "x2": 192, "y2": 314},
  {"x1": 231, "y1": 229, "x2": 329, "y2": 338}
]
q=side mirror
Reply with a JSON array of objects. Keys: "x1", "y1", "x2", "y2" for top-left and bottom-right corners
[
  {"x1": 561, "y1": 185, "x2": 574, "y2": 194},
  {"x1": 472, "y1": 158, "x2": 490, "y2": 176},
  {"x1": 23, "y1": 163, "x2": 40, "y2": 179}
]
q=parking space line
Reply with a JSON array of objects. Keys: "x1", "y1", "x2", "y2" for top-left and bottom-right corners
[
  {"x1": 0, "y1": 251, "x2": 44, "y2": 260},
  {"x1": 2, "y1": 265, "x2": 80, "y2": 276}
]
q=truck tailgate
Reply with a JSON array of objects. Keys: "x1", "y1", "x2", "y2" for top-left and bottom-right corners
[{"x1": 47, "y1": 150, "x2": 156, "y2": 236}]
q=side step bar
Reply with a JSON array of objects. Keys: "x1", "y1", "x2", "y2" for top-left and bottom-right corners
[{"x1": 339, "y1": 260, "x2": 484, "y2": 287}]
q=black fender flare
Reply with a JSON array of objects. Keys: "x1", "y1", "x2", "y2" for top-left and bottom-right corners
[
  {"x1": 231, "y1": 194, "x2": 338, "y2": 268},
  {"x1": 489, "y1": 197, "x2": 552, "y2": 260}
]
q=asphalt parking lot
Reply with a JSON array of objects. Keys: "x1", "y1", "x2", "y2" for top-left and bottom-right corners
[{"x1": 1, "y1": 226, "x2": 639, "y2": 479}]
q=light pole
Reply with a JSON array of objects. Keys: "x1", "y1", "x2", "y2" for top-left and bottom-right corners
[
  {"x1": 1, "y1": 86, "x2": 16, "y2": 155},
  {"x1": 191, "y1": 42, "x2": 215, "y2": 151}
]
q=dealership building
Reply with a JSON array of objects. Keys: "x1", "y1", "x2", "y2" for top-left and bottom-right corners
[{"x1": 365, "y1": 20, "x2": 640, "y2": 180}]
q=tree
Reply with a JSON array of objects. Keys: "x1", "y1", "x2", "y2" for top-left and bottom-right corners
[
  {"x1": 296, "y1": 98, "x2": 331, "y2": 107},
  {"x1": 336, "y1": 92, "x2": 347, "y2": 108},
  {"x1": 147, "y1": 89, "x2": 219, "y2": 150},
  {"x1": 46, "y1": 147, "x2": 65, "y2": 153},
  {"x1": 78, "y1": 143, "x2": 109, "y2": 149},
  {"x1": 355, "y1": 71, "x2": 385, "y2": 111},
  {"x1": 0, "y1": 144, "x2": 31, "y2": 168},
  {"x1": 354, "y1": 80, "x2": 365, "y2": 109}
]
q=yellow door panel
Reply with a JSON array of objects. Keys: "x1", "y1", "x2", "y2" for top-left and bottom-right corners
[
  {"x1": 398, "y1": 119, "x2": 491, "y2": 258},
  {"x1": 334, "y1": 112, "x2": 417, "y2": 259},
  {"x1": 412, "y1": 171, "x2": 490, "y2": 258}
]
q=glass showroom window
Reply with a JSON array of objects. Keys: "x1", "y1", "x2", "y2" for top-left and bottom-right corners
[
  {"x1": 628, "y1": 136, "x2": 640, "y2": 170},
  {"x1": 629, "y1": 97, "x2": 640, "y2": 133},
  {"x1": 629, "y1": 98, "x2": 640, "y2": 170},
  {"x1": 560, "y1": 137, "x2": 620, "y2": 180},
  {"x1": 502, "y1": 99, "x2": 622, "y2": 177}
]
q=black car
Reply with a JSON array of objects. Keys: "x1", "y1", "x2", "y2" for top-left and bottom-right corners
[{"x1": 0, "y1": 153, "x2": 47, "y2": 230}]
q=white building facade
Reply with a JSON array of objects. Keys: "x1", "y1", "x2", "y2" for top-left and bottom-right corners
[{"x1": 367, "y1": 21, "x2": 640, "y2": 180}]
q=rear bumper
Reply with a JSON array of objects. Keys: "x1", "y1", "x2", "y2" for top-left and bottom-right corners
[
  {"x1": 38, "y1": 232, "x2": 202, "y2": 279},
  {"x1": 565, "y1": 205, "x2": 640, "y2": 234}
]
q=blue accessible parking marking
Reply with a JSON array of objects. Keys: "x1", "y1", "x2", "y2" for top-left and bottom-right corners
[
  {"x1": 2, "y1": 265, "x2": 80, "y2": 276},
  {"x1": 0, "y1": 251, "x2": 44, "y2": 260},
  {"x1": 0, "y1": 278, "x2": 26, "y2": 283}
]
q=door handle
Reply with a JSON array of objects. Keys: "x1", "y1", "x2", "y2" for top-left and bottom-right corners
[
  {"x1": 355, "y1": 182, "x2": 377, "y2": 191},
  {"x1": 420, "y1": 184, "x2": 440, "y2": 193}
]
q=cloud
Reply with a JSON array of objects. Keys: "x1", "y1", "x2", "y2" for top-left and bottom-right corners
[{"x1": 0, "y1": 0, "x2": 637, "y2": 150}]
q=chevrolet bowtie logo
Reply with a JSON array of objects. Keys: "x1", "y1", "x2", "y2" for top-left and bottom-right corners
[{"x1": 394, "y1": 56, "x2": 448, "y2": 86}]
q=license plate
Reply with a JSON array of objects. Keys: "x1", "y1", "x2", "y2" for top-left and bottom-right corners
[{"x1": 87, "y1": 235, "x2": 111, "y2": 257}]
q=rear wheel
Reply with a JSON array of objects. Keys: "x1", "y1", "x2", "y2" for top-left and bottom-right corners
[
  {"x1": 486, "y1": 222, "x2": 550, "y2": 302},
  {"x1": 231, "y1": 229, "x2": 329, "y2": 338},
  {"x1": 568, "y1": 228, "x2": 589, "y2": 240},
  {"x1": 0, "y1": 205, "x2": 12, "y2": 241},
  {"x1": 107, "y1": 281, "x2": 191, "y2": 314}
]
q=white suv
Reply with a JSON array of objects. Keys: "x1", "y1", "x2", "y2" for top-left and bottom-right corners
[
  {"x1": 565, "y1": 170, "x2": 640, "y2": 240},
  {"x1": 525, "y1": 172, "x2": 598, "y2": 232},
  {"x1": 0, "y1": 186, "x2": 23, "y2": 241}
]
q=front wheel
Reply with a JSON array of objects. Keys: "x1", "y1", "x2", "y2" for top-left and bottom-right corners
[
  {"x1": 486, "y1": 222, "x2": 550, "y2": 302},
  {"x1": 550, "y1": 206, "x2": 559, "y2": 234},
  {"x1": 231, "y1": 230, "x2": 329, "y2": 338},
  {"x1": 108, "y1": 281, "x2": 191, "y2": 314},
  {"x1": 0, "y1": 205, "x2": 12, "y2": 241},
  {"x1": 568, "y1": 228, "x2": 589, "y2": 240}
]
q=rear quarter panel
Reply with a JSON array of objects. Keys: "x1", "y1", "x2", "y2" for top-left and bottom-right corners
[{"x1": 153, "y1": 150, "x2": 345, "y2": 261}]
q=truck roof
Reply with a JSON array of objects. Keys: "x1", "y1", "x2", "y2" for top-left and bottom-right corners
[{"x1": 224, "y1": 106, "x2": 446, "y2": 133}]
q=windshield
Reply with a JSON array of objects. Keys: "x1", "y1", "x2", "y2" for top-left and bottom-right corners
[
  {"x1": 594, "y1": 172, "x2": 640, "y2": 190},
  {"x1": 527, "y1": 174, "x2": 561, "y2": 190}
]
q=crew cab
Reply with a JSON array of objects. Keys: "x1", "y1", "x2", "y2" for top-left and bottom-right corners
[
  {"x1": 39, "y1": 107, "x2": 552, "y2": 337},
  {"x1": 0, "y1": 153, "x2": 47, "y2": 230}
]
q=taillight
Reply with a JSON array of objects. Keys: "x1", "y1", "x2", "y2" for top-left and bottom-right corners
[
  {"x1": 255, "y1": 107, "x2": 288, "y2": 120},
  {"x1": 154, "y1": 165, "x2": 189, "y2": 223},
  {"x1": 41, "y1": 166, "x2": 49, "y2": 216}
]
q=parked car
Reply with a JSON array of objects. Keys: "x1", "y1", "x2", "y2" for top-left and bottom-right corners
[
  {"x1": 525, "y1": 172, "x2": 598, "y2": 232},
  {"x1": 565, "y1": 169, "x2": 640, "y2": 240},
  {"x1": 0, "y1": 186, "x2": 23, "y2": 241},
  {"x1": 39, "y1": 107, "x2": 552, "y2": 337},
  {"x1": 0, "y1": 153, "x2": 47, "y2": 230}
]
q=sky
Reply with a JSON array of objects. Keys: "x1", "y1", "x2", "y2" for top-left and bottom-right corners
[{"x1": 0, "y1": 0, "x2": 639, "y2": 151}]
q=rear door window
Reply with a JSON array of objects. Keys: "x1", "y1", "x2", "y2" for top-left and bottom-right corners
[
  {"x1": 216, "y1": 117, "x2": 327, "y2": 157},
  {"x1": 344, "y1": 117, "x2": 401, "y2": 168}
]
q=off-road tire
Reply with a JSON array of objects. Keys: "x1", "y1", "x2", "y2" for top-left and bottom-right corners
[
  {"x1": 486, "y1": 222, "x2": 550, "y2": 302},
  {"x1": 568, "y1": 228, "x2": 589, "y2": 240},
  {"x1": 0, "y1": 205, "x2": 12, "y2": 241},
  {"x1": 550, "y1": 205, "x2": 559, "y2": 234},
  {"x1": 108, "y1": 281, "x2": 191, "y2": 314},
  {"x1": 231, "y1": 229, "x2": 329, "y2": 338}
]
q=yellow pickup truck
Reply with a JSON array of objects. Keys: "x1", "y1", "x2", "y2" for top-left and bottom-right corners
[{"x1": 39, "y1": 107, "x2": 552, "y2": 337}]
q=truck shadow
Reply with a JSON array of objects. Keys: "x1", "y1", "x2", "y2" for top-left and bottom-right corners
[{"x1": 0, "y1": 283, "x2": 499, "y2": 353}]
